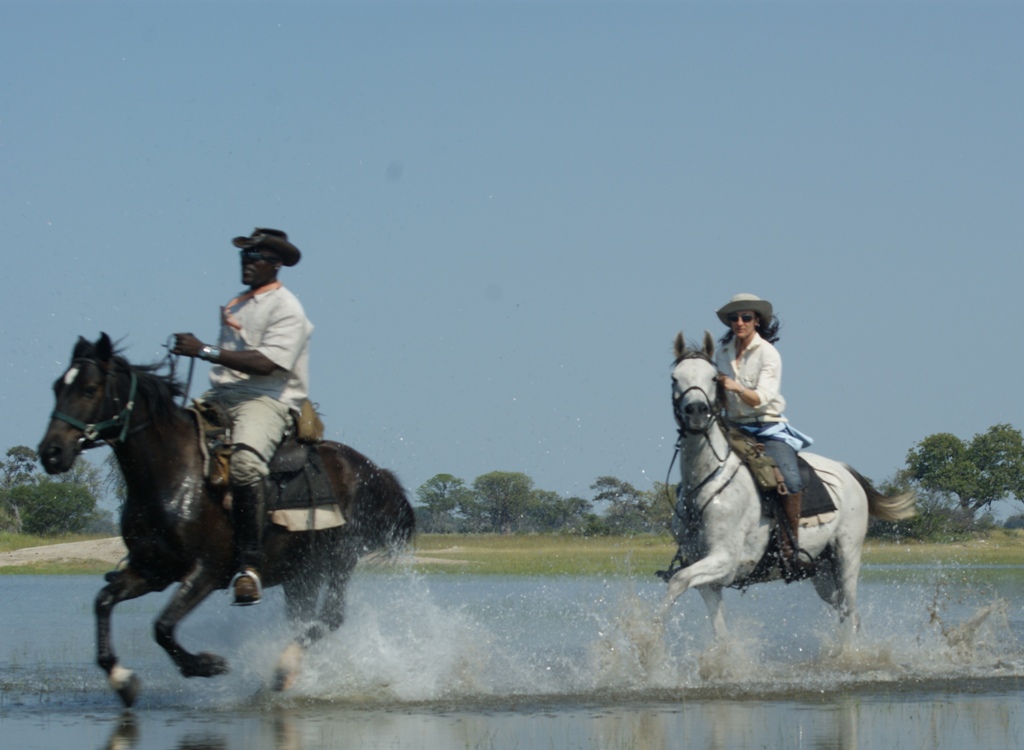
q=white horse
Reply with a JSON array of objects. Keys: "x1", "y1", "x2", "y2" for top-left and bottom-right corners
[{"x1": 660, "y1": 331, "x2": 916, "y2": 646}]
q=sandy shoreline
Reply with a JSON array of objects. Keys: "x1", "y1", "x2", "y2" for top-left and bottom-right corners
[
  {"x1": 0, "y1": 537, "x2": 466, "y2": 569},
  {"x1": 0, "y1": 537, "x2": 128, "y2": 568}
]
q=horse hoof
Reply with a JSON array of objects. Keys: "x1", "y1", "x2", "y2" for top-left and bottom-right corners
[
  {"x1": 109, "y1": 665, "x2": 141, "y2": 708},
  {"x1": 272, "y1": 643, "x2": 304, "y2": 692},
  {"x1": 184, "y1": 652, "x2": 230, "y2": 678}
]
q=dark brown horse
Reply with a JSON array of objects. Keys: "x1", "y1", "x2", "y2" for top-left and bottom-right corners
[{"x1": 37, "y1": 333, "x2": 415, "y2": 708}]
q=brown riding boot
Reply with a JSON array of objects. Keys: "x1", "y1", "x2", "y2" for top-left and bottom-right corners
[
  {"x1": 232, "y1": 482, "x2": 266, "y2": 606},
  {"x1": 780, "y1": 491, "x2": 811, "y2": 575}
]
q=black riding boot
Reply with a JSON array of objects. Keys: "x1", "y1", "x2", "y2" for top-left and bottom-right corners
[{"x1": 232, "y1": 481, "x2": 266, "y2": 606}]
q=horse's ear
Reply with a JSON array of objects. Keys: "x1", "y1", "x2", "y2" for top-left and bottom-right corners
[
  {"x1": 702, "y1": 330, "x2": 715, "y2": 359},
  {"x1": 673, "y1": 331, "x2": 686, "y2": 360},
  {"x1": 95, "y1": 333, "x2": 113, "y2": 363},
  {"x1": 72, "y1": 336, "x2": 91, "y2": 360}
]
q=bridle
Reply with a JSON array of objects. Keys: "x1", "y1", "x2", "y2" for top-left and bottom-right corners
[
  {"x1": 50, "y1": 358, "x2": 139, "y2": 450},
  {"x1": 669, "y1": 362, "x2": 737, "y2": 515}
]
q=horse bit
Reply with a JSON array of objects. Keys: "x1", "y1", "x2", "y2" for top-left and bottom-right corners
[{"x1": 670, "y1": 380, "x2": 740, "y2": 515}]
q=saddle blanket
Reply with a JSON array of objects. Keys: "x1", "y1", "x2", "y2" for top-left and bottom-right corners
[{"x1": 795, "y1": 456, "x2": 838, "y2": 526}]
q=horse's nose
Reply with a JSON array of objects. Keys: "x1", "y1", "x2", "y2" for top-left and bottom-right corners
[
  {"x1": 38, "y1": 441, "x2": 67, "y2": 474},
  {"x1": 684, "y1": 401, "x2": 709, "y2": 417}
]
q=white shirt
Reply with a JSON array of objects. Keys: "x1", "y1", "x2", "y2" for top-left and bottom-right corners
[
  {"x1": 714, "y1": 331, "x2": 787, "y2": 423},
  {"x1": 209, "y1": 285, "x2": 313, "y2": 412}
]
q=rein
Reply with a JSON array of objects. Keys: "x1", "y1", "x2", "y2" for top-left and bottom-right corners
[
  {"x1": 667, "y1": 360, "x2": 741, "y2": 536},
  {"x1": 51, "y1": 359, "x2": 139, "y2": 448},
  {"x1": 164, "y1": 335, "x2": 195, "y2": 407},
  {"x1": 677, "y1": 421, "x2": 739, "y2": 515}
]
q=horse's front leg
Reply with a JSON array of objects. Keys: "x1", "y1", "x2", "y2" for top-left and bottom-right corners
[
  {"x1": 95, "y1": 567, "x2": 165, "y2": 708},
  {"x1": 697, "y1": 585, "x2": 727, "y2": 638},
  {"x1": 153, "y1": 564, "x2": 229, "y2": 679},
  {"x1": 660, "y1": 551, "x2": 735, "y2": 622}
]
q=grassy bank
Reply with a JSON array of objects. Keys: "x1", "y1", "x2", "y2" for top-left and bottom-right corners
[
  {"x1": 408, "y1": 533, "x2": 678, "y2": 576},
  {"x1": 4, "y1": 530, "x2": 1024, "y2": 577},
  {"x1": 409, "y1": 530, "x2": 1024, "y2": 575}
]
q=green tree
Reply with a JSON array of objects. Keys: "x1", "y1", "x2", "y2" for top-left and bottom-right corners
[
  {"x1": 472, "y1": 471, "x2": 534, "y2": 534},
  {"x1": 11, "y1": 479, "x2": 99, "y2": 535},
  {"x1": 416, "y1": 473, "x2": 472, "y2": 533},
  {"x1": 643, "y1": 481, "x2": 676, "y2": 533},
  {"x1": 1, "y1": 446, "x2": 40, "y2": 532},
  {"x1": 1, "y1": 445, "x2": 109, "y2": 535},
  {"x1": 526, "y1": 490, "x2": 592, "y2": 533},
  {"x1": 592, "y1": 476, "x2": 653, "y2": 534},
  {"x1": 906, "y1": 424, "x2": 1024, "y2": 517}
]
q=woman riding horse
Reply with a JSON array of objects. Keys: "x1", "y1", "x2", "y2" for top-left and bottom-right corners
[{"x1": 713, "y1": 293, "x2": 813, "y2": 569}]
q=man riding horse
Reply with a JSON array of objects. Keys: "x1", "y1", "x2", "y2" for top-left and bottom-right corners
[{"x1": 173, "y1": 227, "x2": 313, "y2": 605}]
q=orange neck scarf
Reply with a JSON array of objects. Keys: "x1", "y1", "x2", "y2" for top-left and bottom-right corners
[{"x1": 221, "y1": 281, "x2": 282, "y2": 330}]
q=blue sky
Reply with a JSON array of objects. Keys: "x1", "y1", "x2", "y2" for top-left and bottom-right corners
[{"x1": 3, "y1": 1, "x2": 1023, "y2": 513}]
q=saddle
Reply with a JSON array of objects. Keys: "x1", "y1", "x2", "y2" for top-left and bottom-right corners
[
  {"x1": 189, "y1": 399, "x2": 343, "y2": 531},
  {"x1": 725, "y1": 428, "x2": 836, "y2": 520}
]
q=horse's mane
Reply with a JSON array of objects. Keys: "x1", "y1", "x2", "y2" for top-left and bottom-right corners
[
  {"x1": 74, "y1": 337, "x2": 187, "y2": 425},
  {"x1": 113, "y1": 354, "x2": 187, "y2": 423}
]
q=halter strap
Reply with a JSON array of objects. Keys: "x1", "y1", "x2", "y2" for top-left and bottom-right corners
[{"x1": 51, "y1": 363, "x2": 139, "y2": 446}]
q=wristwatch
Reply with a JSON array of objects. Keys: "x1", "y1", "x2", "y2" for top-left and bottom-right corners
[{"x1": 199, "y1": 345, "x2": 221, "y2": 362}]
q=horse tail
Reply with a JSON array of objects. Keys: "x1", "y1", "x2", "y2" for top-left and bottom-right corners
[
  {"x1": 843, "y1": 463, "x2": 917, "y2": 521},
  {"x1": 337, "y1": 444, "x2": 415, "y2": 552},
  {"x1": 362, "y1": 465, "x2": 416, "y2": 551}
]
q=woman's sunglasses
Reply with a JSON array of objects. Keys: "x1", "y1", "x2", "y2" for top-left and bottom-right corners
[{"x1": 727, "y1": 313, "x2": 755, "y2": 324}]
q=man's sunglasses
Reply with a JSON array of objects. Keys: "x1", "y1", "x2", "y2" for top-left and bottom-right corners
[
  {"x1": 727, "y1": 313, "x2": 755, "y2": 323},
  {"x1": 239, "y1": 248, "x2": 280, "y2": 264}
]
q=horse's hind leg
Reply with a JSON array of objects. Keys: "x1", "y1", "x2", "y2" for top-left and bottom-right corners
[
  {"x1": 95, "y1": 568, "x2": 164, "y2": 707},
  {"x1": 813, "y1": 545, "x2": 861, "y2": 649},
  {"x1": 274, "y1": 555, "x2": 355, "y2": 692}
]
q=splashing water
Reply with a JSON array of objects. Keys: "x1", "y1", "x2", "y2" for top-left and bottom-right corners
[
  {"x1": 226, "y1": 566, "x2": 1024, "y2": 707},
  {"x1": 2, "y1": 566, "x2": 1022, "y2": 711}
]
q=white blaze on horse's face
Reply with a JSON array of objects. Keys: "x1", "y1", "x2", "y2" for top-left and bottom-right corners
[
  {"x1": 63, "y1": 366, "x2": 80, "y2": 387},
  {"x1": 672, "y1": 356, "x2": 718, "y2": 433}
]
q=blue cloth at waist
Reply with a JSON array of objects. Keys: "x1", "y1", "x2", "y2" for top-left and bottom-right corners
[{"x1": 737, "y1": 420, "x2": 814, "y2": 451}]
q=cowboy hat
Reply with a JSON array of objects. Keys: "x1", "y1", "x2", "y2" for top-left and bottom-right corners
[
  {"x1": 232, "y1": 228, "x2": 301, "y2": 266},
  {"x1": 715, "y1": 293, "x2": 773, "y2": 327}
]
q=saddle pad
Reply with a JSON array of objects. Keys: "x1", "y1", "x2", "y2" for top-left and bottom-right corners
[
  {"x1": 270, "y1": 505, "x2": 346, "y2": 531},
  {"x1": 265, "y1": 435, "x2": 338, "y2": 512},
  {"x1": 797, "y1": 456, "x2": 837, "y2": 518},
  {"x1": 267, "y1": 450, "x2": 337, "y2": 511}
]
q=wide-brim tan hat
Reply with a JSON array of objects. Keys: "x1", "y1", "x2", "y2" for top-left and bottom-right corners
[{"x1": 716, "y1": 293, "x2": 773, "y2": 327}]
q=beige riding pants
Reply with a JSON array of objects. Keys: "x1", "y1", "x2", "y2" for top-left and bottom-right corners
[{"x1": 201, "y1": 391, "x2": 293, "y2": 486}]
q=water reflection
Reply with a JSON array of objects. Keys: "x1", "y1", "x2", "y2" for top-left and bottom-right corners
[{"x1": 91, "y1": 692, "x2": 1023, "y2": 750}]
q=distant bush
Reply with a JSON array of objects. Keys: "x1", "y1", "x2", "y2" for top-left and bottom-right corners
[{"x1": 1005, "y1": 514, "x2": 1024, "y2": 530}]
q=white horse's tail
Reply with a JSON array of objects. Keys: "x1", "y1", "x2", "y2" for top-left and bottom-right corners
[{"x1": 843, "y1": 463, "x2": 917, "y2": 521}]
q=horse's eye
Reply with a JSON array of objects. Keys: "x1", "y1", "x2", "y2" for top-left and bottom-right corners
[{"x1": 83, "y1": 385, "x2": 99, "y2": 398}]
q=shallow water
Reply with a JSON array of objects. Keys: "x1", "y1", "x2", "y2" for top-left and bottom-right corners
[{"x1": 1, "y1": 565, "x2": 1022, "y2": 749}]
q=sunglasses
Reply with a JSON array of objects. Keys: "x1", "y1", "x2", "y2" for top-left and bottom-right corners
[
  {"x1": 727, "y1": 313, "x2": 756, "y2": 324},
  {"x1": 239, "y1": 248, "x2": 280, "y2": 264}
]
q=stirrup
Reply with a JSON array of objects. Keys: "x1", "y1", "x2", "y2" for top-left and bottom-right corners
[
  {"x1": 232, "y1": 568, "x2": 263, "y2": 606},
  {"x1": 782, "y1": 550, "x2": 817, "y2": 582}
]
